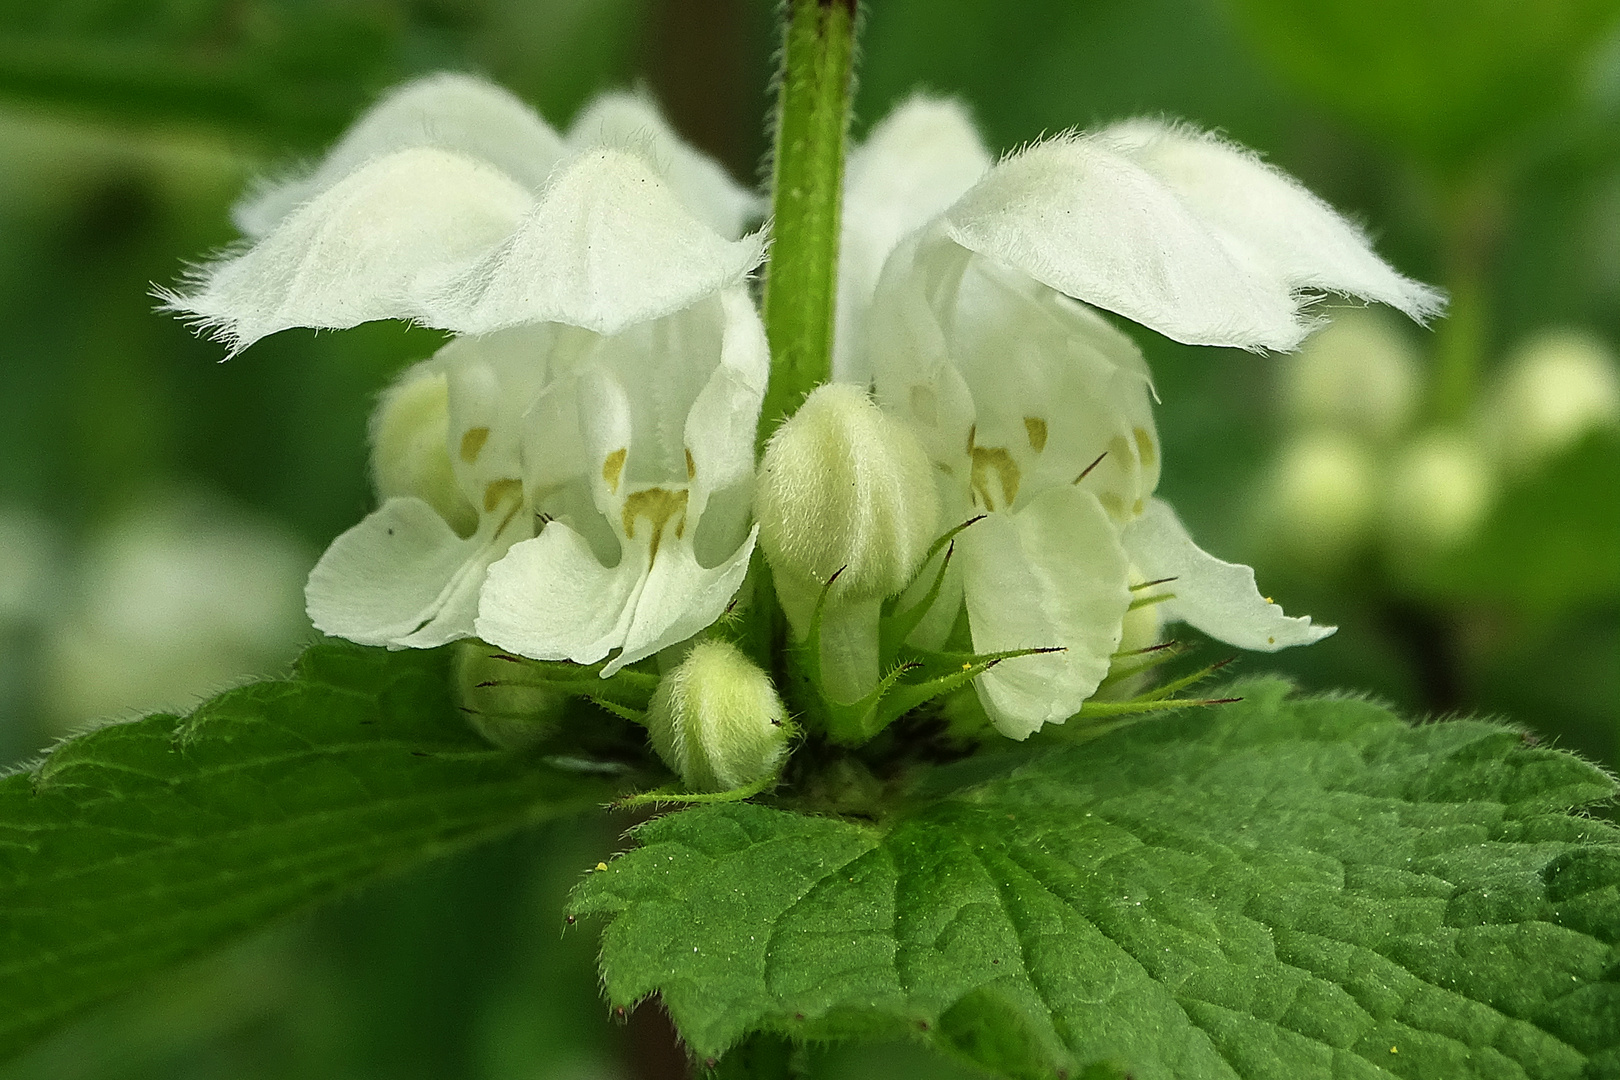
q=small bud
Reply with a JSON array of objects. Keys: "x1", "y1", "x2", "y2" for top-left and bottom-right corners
[
  {"x1": 755, "y1": 383, "x2": 940, "y2": 610},
  {"x1": 645, "y1": 640, "x2": 790, "y2": 793},
  {"x1": 1480, "y1": 329, "x2": 1620, "y2": 472},
  {"x1": 1283, "y1": 309, "x2": 1420, "y2": 442},
  {"x1": 1381, "y1": 431, "x2": 1494, "y2": 556},
  {"x1": 1259, "y1": 431, "x2": 1378, "y2": 568},
  {"x1": 369, "y1": 361, "x2": 479, "y2": 537},
  {"x1": 454, "y1": 640, "x2": 566, "y2": 749}
]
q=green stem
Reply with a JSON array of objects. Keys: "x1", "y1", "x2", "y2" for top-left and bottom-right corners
[
  {"x1": 1429, "y1": 166, "x2": 1506, "y2": 423},
  {"x1": 758, "y1": 0, "x2": 859, "y2": 449}
]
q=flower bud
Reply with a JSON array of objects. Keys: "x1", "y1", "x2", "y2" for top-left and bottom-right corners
[
  {"x1": 645, "y1": 640, "x2": 790, "y2": 792},
  {"x1": 453, "y1": 640, "x2": 566, "y2": 749},
  {"x1": 1481, "y1": 329, "x2": 1620, "y2": 472},
  {"x1": 369, "y1": 362, "x2": 479, "y2": 537},
  {"x1": 1283, "y1": 309, "x2": 1420, "y2": 442},
  {"x1": 1381, "y1": 431, "x2": 1494, "y2": 556},
  {"x1": 1259, "y1": 431, "x2": 1378, "y2": 568},
  {"x1": 755, "y1": 384, "x2": 940, "y2": 609}
]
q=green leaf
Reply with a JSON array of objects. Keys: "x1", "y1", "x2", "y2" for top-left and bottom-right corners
[
  {"x1": 0, "y1": 639, "x2": 622, "y2": 1061},
  {"x1": 572, "y1": 678, "x2": 1620, "y2": 1079}
]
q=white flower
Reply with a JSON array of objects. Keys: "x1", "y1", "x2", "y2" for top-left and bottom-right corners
[
  {"x1": 172, "y1": 74, "x2": 768, "y2": 665},
  {"x1": 844, "y1": 98, "x2": 1435, "y2": 737},
  {"x1": 474, "y1": 287, "x2": 767, "y2": 675},
  {"x1": 305, "y1": 329, "x2": 553, "y2": 648}
]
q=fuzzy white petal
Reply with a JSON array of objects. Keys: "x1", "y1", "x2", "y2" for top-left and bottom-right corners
[
  {"x1": 577, "y1": 365, "x2": 636, "y2": 516},
  {"x1": 960, "y1": 488, "x2": 1132, "y2": 739},
  {"x1": 474, "y1": 524, "x2": 757, "y2": 675},
  {"x1": 871, "y1": 234, "x2": 1161, "y2": 519},
  {"x1": 1124, "y1": 498, "x2": 1334, "y2": 651},
  {"x1": 305, "y1": 496, "x2": 519, "y2": 649},
  {"x1": 942, "y1": 136, "x2": 1306, "y2": 351},
  {"x1": 169, "y1": 147, "x2": 532, "y2": 353},
  {"x1": 235, "y1": 73, "x2": 567, "y2": 238},
  {"x1": 685, "y1": 289, "x2": 770, "y2": 507},
  {"x1": 474, "y1": 522, "x2": 642, "y2": 665},
  {"x1": 568, "y1": 91, "x2": 761, "y2": 241},
  {"x1": 607, "y1": 526, "x2": 758, "y2": 675},
  {"x1": 429, "y1": 149, "x2": 766, "y2": 336},
  {"x1": 1100, "y1": 120, "x2": 1443, "y2": 323},
  {"x1": 837, "y1": 96, "x2": 992, "y2": 382}
]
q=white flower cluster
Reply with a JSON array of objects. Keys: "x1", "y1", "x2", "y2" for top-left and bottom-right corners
[{"x1": 167, "y1": 75, "x2": 1440, "y2": 761}]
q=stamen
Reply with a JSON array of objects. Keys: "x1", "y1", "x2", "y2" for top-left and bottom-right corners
[
  {"x1": 1024, "y1": 417, "x2": 1048, "y2": 452},
  {"x1": 621, "y1": 487, "x2": 690, "y2": 567},
  {"x1": 459, "y1": 426, "x2": 491, "y2": 463},
  {"x1": 970, "y1": 444, "x2": 1020, "y2": 511},
  {"x1": 1133, "y1": 426, "x2": 1157, "y2": 468},
  {"x1": 482, "y1": 477, "x2": 523, "y2": 513},
  {"x1": 602, "y1": 448, "x2": 628, "y2": 494}
]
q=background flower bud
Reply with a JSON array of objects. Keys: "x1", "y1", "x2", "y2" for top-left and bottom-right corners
[
  {"x1": 756, "y1": 383, "x2": 940, "y2": 606},
  {"x1": 369, "y1": 362, "x2": 479, "y2": 537},
  {"x1": 645, "y1": 640, "x2": 790, "y2": 793},
  {"x1": 1480, "y1": 329, "x2": 1620, "y2": 473},
  {"x1": 1381, "y1": 431, "x2": 1494, "y2": 556},
  {"x1": 1282, "y1": 309, "x2": 1420, "y2": 442},
  {"x1": 453, "y1": 640, "x2": 566, "y2": 750},
  {"x1": 1259, "y1": 430, "x2": 1379, "y2": 568}
]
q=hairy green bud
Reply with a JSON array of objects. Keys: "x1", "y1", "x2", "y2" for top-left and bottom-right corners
[
  {"x1": 756, "y1": 383, "x2": 940, "y2": 611},
  {"x1": 454, "y1": 640, "x2": 566, "y2": 749},
  {"x1": 645, "y1": 640, "x2": 791, "y2": 792}
]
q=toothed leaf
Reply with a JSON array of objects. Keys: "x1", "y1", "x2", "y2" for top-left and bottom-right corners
[
  {"x1": 572, "y1": 678, "x2": 1620, "y2": 1079},
  {"x1": 0, "y1": 639, "x2": 623, "y2": 1059}
]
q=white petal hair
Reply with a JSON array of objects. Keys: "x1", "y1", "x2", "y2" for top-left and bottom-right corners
[
  {"x1": 158, "y1": 74, "x2": 766, "y2": 357},
  {"x1": 940, "y1": 118, "x2": 1443, "y2": 352}
]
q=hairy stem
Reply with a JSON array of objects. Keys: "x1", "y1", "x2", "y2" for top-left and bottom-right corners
[
  {"x1": 1430, "y1": 166, "x2": 1506, "y2": 423},
  {"x1": 758, "y1": 0, "x2": 859, "y2": 448}
]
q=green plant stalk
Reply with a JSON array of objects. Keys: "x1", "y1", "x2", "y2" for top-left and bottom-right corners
[
  {"x1": 1429, "y1": 166, "x2": 1505, "y2": 423},
  {"x1": 758, "y1": 0, "x2": 859, "y2": 449}
]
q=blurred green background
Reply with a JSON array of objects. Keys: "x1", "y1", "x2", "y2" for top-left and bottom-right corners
[{"x1": 0, "y1": 0, "x2": 1616, "y2": 1077}]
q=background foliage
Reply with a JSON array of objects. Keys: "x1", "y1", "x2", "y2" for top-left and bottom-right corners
[{"x1": 0, "y1": 0, "x2": 1615, "y2": 1077}]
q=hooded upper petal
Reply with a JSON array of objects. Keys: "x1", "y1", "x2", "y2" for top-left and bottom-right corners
[
  {"x1": 166, "y1": 148, "x2": 533, "y2": 354},
  {"x1": 235, "y1": 73, "x2": 569, "y2": 238},
  {"x1": 837, "y1": 96, "x2": 992, "y2": 382},
  {"x1": 1123, "y1": 498, "x2": 1334, "y2": 651},
  {"x1": 427, "y1": 149, "x2": 767, "y2": 336},
  {"x1": 165, "y1": 147, "x2": 765, "y2": 351},
  {"x1": 959, "y1": 487, "x2": 1132, "y2": 738},
  {"x1": 1098, "y1": 120, "x2": 1444, "y2": 324},
  {"x1": 568, "y1": 91, "x2": 761, "y2": 241},
  {"x1": 942, "y1": 134, "x2": 1307, "y2": 350}
]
